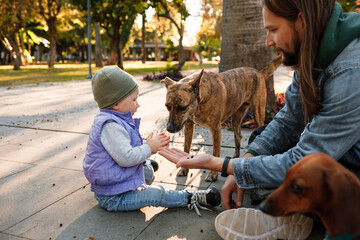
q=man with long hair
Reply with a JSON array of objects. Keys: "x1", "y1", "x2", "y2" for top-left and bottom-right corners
[{"x1": 159, "y1": 0, "x2": 360, "y2": 239}]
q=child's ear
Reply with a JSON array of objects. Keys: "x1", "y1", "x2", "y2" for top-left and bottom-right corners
[{"x1": 111, "y1": 102, "x2": 119, "y2": 111}]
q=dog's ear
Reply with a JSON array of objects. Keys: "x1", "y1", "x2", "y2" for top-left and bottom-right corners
[
  {"x1": 321, "y1": 169, "x2": 333, "y2": 198},
  {"x1": 188, "y1": 69, "x2": 204, "y2": 88},
  {"x1": 188, "y1": 69, "x2": 212, "y2": 104},
  {"x1": 160, "y1": 77, "x2": 176, "y2": 88}
]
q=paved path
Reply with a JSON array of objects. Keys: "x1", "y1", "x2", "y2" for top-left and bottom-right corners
[{"x1": 0, "y1": 66, "x2": 323, "y2": 240}]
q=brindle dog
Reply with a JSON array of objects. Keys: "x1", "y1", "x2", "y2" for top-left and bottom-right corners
[{"x1": 161, "y1": 56, "x2": 282, "y2": 182}]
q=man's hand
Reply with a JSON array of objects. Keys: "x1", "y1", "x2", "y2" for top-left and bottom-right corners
[
  {"x1": 158, "y1": 147, "x2": 215, "y2": 169},
  {"x1": 159, "y1": 148, "x2": 253, "y2": 209},
  {"x1": 221, "y1": 175, "x2": 244, "y2": 210},
  {"x1": 158, "y1": 147, "x2": 225, "y2": 172},
  {"x1": 220, "y1": 152, "x2": 253, "y2": 209}
]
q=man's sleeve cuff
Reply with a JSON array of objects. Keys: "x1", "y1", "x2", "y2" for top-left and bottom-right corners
[
  {"x1": 232, "y1": 157, "x2": 255, "y2": 189},
  {"x1": 245, "y1": 149, "x2": 259, "y2": 156}
]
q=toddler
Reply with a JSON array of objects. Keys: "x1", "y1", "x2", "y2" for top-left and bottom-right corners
[{"x1": 83, "y1": 66, "x2": 221, "y2": 216}]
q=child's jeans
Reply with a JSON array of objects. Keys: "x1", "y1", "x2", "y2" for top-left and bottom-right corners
[{"x1": 94, "y1": 160, "x2": 189, "y2": 212}]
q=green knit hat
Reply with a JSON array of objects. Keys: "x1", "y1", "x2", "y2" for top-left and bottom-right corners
[{"x1": 91, "y1": 66, "x2": 138, "y2": 109}]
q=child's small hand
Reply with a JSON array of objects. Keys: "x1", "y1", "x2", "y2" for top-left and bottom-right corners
[
  {"x1": 146, "y1": 132, "x2": 171, "y2": 154},
  {"x1": 154, "y1": 132, "x2": 170, "y2": 146}
]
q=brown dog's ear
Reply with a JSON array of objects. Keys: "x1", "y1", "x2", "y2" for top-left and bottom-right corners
[
  {"x1": 188, "y1": 69, "x2": 212, "y2": 104},
  {"x1": 321, "y1": 169, "x2": 333, "y2": 199},
  {"x1": 160, "y1": 77, "x2": 176, "y2": 88},
  {"x1": 188, "y1": 69, "x2": 204, "y2": 88}
]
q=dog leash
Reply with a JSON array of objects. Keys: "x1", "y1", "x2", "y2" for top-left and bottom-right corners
[{"x1": 325, "y1": 232, "x2": 360, "y2": 240}]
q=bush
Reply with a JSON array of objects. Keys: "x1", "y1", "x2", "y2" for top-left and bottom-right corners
[
  {"x1": 143, "y1": 58, "x2": 184, "y2": 82},
  {"x1": 142, "y1": 71, "x2": 184, "y2": 81}
]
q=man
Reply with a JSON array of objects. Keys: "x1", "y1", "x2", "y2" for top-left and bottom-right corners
[{"x1": 159, "y1": 0, "x2": 360, "y2": 239}]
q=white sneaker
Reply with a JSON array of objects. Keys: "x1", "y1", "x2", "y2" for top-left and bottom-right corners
[
  {"x1": 214, "y1": 208, "x2": 313, "y2": 240},
  {"x1": 187, "y1": 188, "x2": 221, "y2": 216}
]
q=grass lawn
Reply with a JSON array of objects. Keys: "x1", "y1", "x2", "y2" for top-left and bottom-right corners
[{"x1": 0, "y1": 61, "x2": 218, "y2": 87}]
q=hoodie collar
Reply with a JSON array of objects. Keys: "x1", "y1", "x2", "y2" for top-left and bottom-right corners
[
  {"x1": 325, "y1": 232, "x2": 360, "y2": 240},
  {"x1": 315, "y1": 2, "x2": 360, "y2": 69}
]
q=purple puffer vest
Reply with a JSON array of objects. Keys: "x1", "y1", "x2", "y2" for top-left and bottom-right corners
[{"x1": 83, "y1": 109, "x2": 146, "y2": 196}]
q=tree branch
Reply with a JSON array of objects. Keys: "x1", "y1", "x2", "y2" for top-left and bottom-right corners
[{"x1": 158, "y1": 1, "x2": 182, "y2": 35}]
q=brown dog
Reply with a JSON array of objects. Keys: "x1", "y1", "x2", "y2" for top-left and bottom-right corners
[
  {"x1": 259, "y1": 153, "x2": 360, "y2": 239},
  {"x1": 161, "y1": 56, "x2": 282, "y2": 182}
]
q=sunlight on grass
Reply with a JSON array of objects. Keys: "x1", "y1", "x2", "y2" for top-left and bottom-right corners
[{"x1": 0, "y1": 61, "x2": 218, "y2": 87}]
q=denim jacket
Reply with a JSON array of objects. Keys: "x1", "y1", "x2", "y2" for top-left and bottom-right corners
[
  {"x1": 233, "y1": 37, "x2": 360, "y2": 188},
  {"x1": 232, "y1": 2, "x2": 360, "y2": 190}
]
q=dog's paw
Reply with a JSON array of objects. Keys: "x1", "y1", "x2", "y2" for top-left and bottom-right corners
[
  {"x1": 205, "y1": 171, "x2": 218, "y2": 182},
  {"x1": 177, "y1": 168, "x2": 189, "y2": 177}
]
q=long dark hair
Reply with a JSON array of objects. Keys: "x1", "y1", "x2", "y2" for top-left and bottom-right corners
[{"x1": 261, "y1": 0, "x2": 335, "y2": 122}]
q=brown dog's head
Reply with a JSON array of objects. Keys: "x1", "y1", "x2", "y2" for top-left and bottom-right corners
[
  {"x1": 260, "y1": 153, "x2": 360, "y2": 236},
  {"x1": 161, "y1": 70, "x2": 205, "y2": 133},
  {"x1": 259, "y1": 153, "x2": 346, "y2": 216}
]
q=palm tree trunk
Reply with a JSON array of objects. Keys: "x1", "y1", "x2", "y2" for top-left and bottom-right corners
[{"x1": 220, "y1": 0, "x2": 276, "y2": 110}]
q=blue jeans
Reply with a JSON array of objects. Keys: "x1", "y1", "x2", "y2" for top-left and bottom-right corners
[{"x1": 94, "y1": 161, "x2": 188, "y2": 212}]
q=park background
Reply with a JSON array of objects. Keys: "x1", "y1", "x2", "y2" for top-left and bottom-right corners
[
  {"x1": 1, "y1": 0, "x2": 359, "y2": 95},
  {"x1": 1, "y1": 0, "x2": 359, "y2": 124},
  {"x1": 1, "y1": 1, "x2": 360, "y2": 240}
]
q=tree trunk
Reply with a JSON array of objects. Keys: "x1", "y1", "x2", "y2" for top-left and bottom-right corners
[
  {"x1": 59, "y1": 45, "x2": 64, "y2": 63},
  {"x1": 112, "y1": 28, "x2": 123, "y2": 69},
  {"x1": 94, "y1": 24, "x2": 103, "y2": 68},
  {"x1": 108, "y1": 51, "x2": 116, "y2": 65},
  {"x1": 114, "y1": 37, "x2": 121, "y2": 67},
  {"x1": 48, "y1": 18, "x2": 57, "y2": 68},
  {"x1": 80, "y1": 43, "x2": 85, "y2": 62},
  {"x1": 141, "y1": 13, "x2": 146, "y2": 64},
  {"x1": 7, "y1": 34, "x2": 21, "y2": 70},
  {"x1": 0, "y1": 47, "x2": 3, "y2": 64},
  {"x1": 17, "y1": 32, "x2": 26, "y2": 65},
  {"x1": 177, "y1": 24, "x2": 184, "y2": 62},
  {"x1": 154, "y1": 15, "x2": 159, "y2": 61},
  {"x1": 7, "y1": 51, "x2": 12, "y2": 64},
  {"x1": 118, "y1": 41, "x2": 124, "y2": 69},
  {"x1": 106, "y1": 20, "x2": 124, "y2": 69},
  {"x1": 220, "y1": 0, "x2": 276, "y2": 110},
  {"x1": 39, "y1": 44, "x2": 43, "y2": 62}
]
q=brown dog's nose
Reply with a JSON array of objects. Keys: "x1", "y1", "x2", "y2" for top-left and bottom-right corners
[
  {"x1": 166, "y1": 125, "x2": 177, "y2": 133},
  {"x1": 166, "y1": 123, "x2": 182, "y2": 133},
  {"x1": 259, "y1": 201, "x2": 271, "y2": 214}
]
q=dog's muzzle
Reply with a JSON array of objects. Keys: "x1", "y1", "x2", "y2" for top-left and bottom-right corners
[
  {"x1": 166, "y1": 122, "x2": 183, "y2": 133},
  {"x1": 259, "y1": 201, "x2": 271, "y2": 214}
]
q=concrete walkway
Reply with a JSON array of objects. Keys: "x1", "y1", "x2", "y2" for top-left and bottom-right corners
[{"x1": 0, "y1": 66, "x2": 324, "y2": 240}]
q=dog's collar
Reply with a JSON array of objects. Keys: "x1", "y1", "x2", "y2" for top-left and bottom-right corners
[{"x1": 325, "y1": 232, "x2": 360, "y2": 240}]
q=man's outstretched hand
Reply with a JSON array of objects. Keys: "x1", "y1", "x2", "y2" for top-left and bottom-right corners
[{"x1": 158, "y1": 147, "x2": 214, "y2": 169}]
